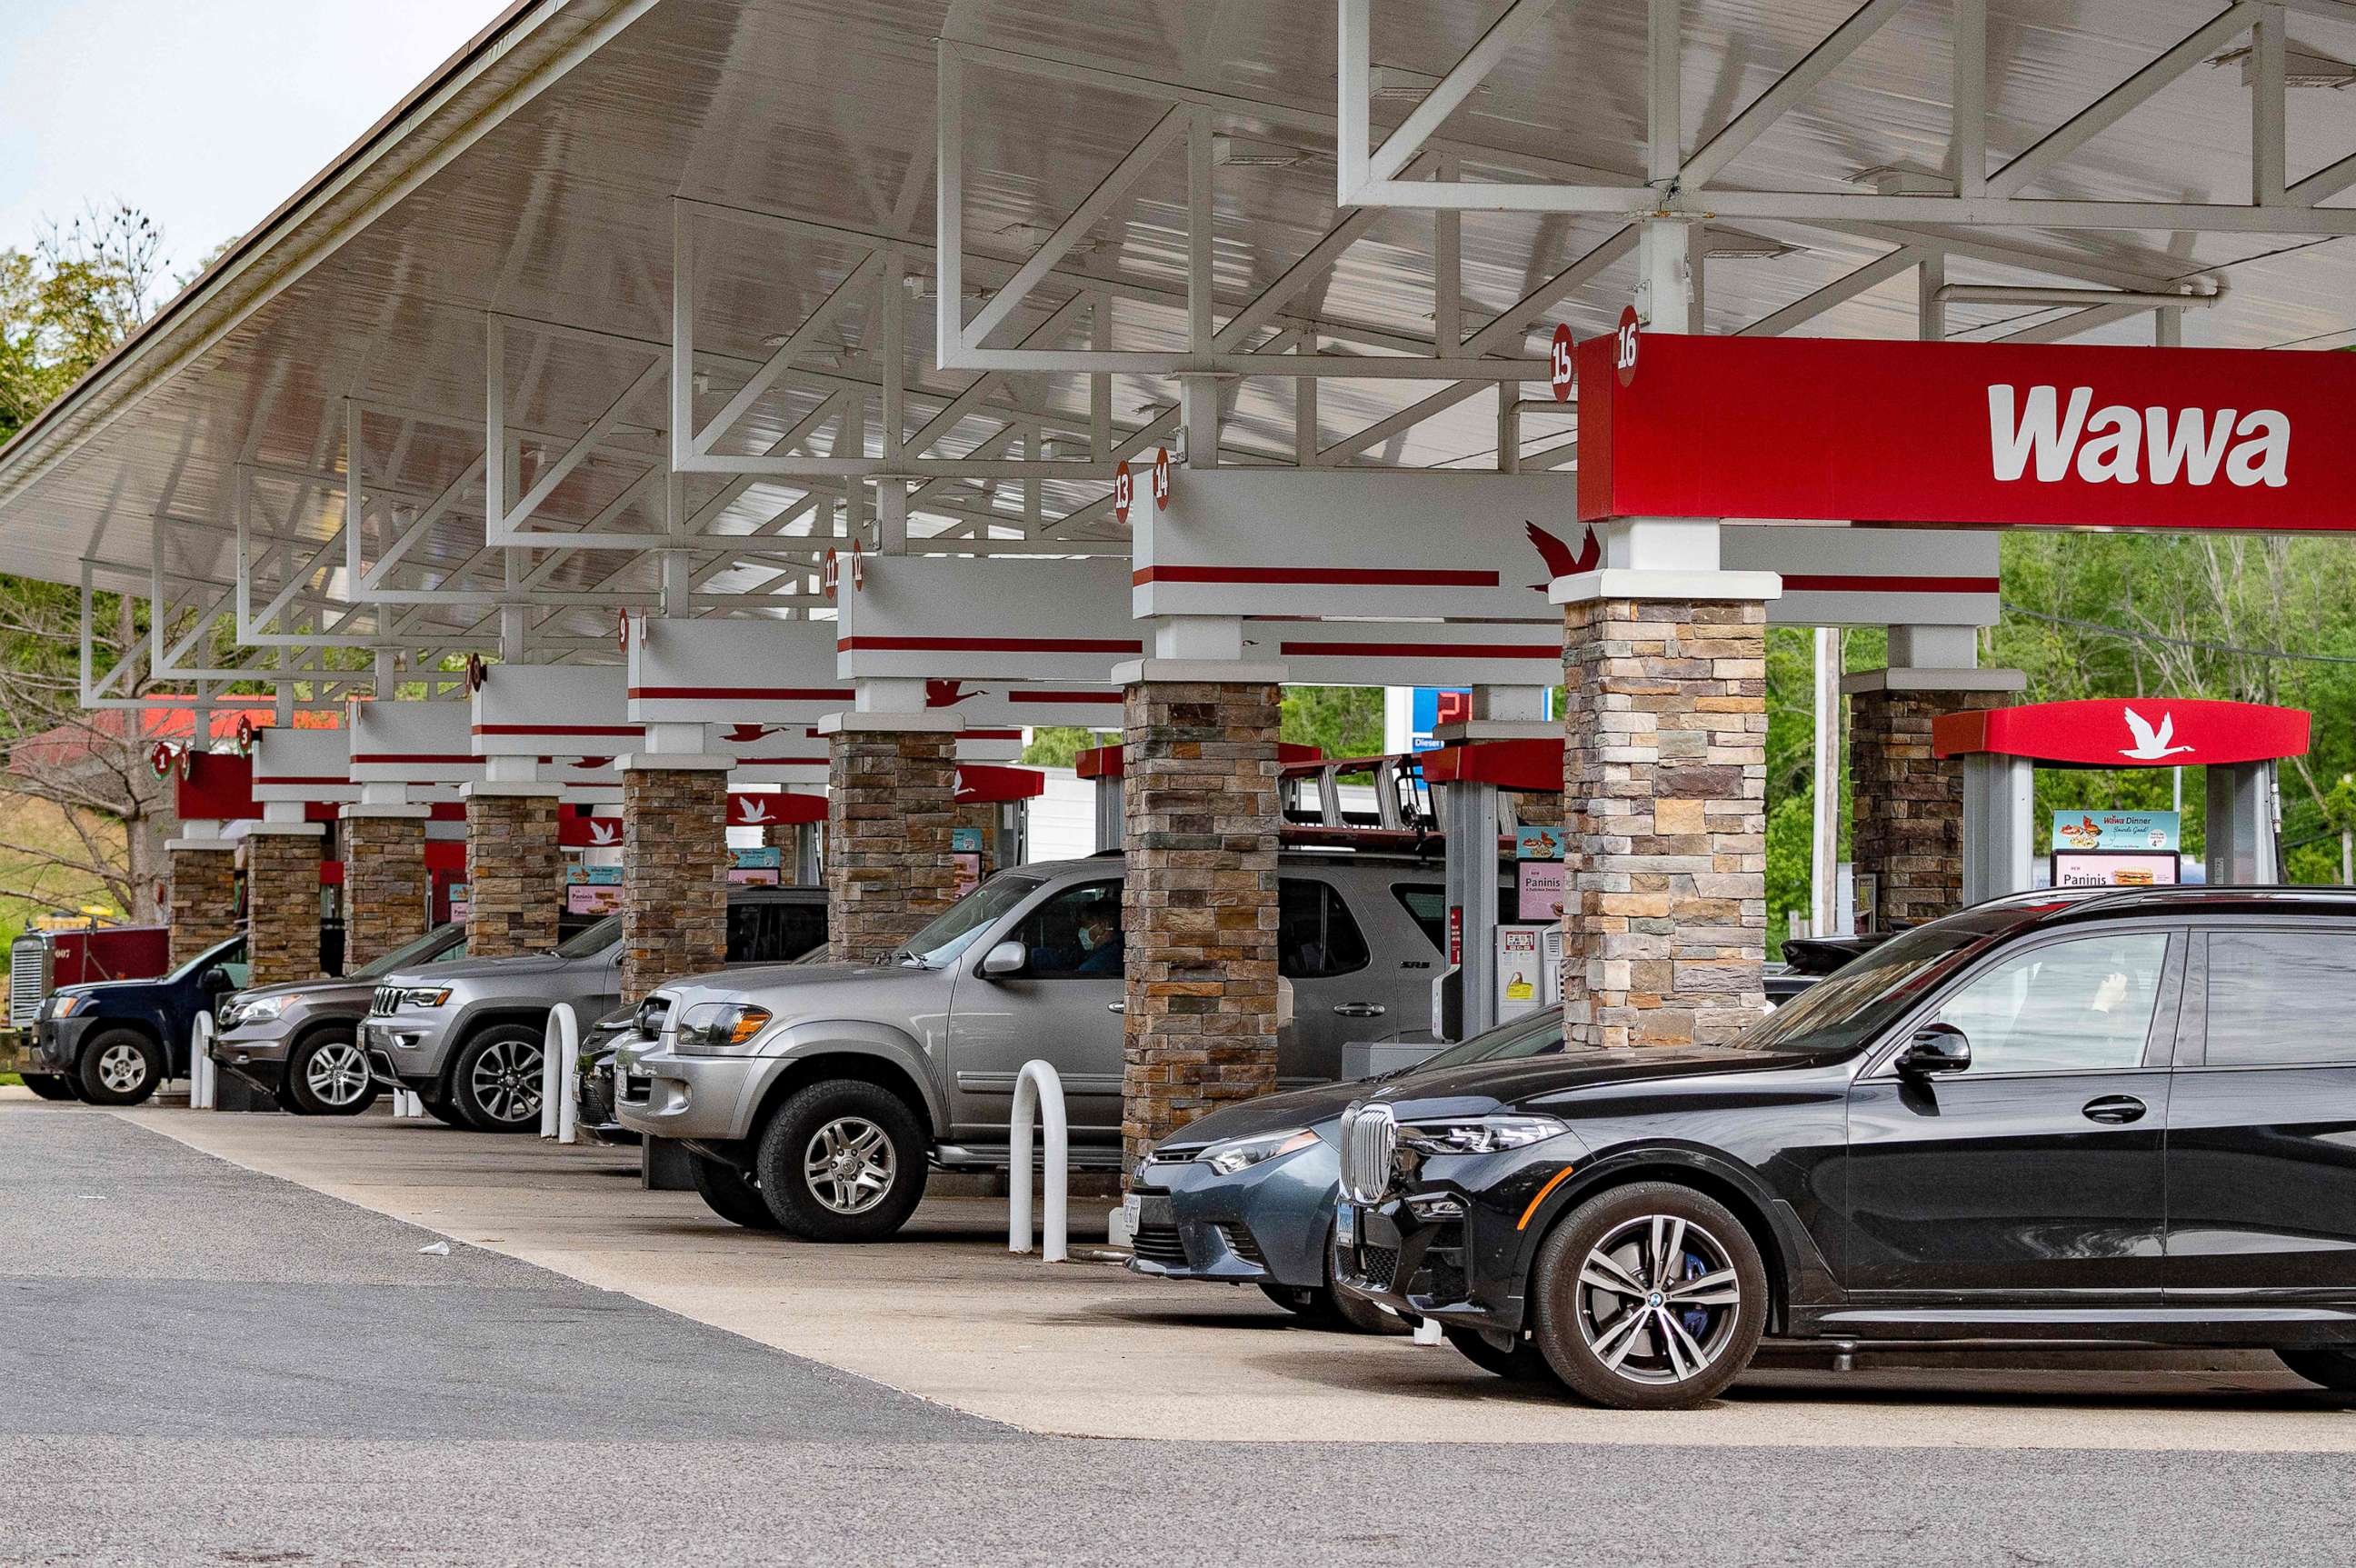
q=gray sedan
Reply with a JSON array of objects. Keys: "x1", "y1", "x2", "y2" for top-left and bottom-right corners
[{"x1": 1126, "y1": 1009, "x2": 1575, "y2": 1331}]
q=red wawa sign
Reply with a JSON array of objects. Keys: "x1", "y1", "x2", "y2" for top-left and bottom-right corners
[{"x1": 1576, "y1": 333, "x2": 2350, "y2": 532}]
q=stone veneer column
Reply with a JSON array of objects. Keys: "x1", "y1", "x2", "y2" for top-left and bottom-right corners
[
  {"x1": 340, "y1": 808, "x2": 431, "y2": 970},
  {"x1": 621, "y1": 763, "x2": 730, "y2": 1002},
  {"x1": 1561, "y1": 594, "x2": 1771, "y2": 1049},
  {"x1": 463, "y1": 787, "x2": 564, "y2": 958},
  {"x1": 1117, "y1": 669, "x2": 1283, "y2": 1172},
  {"x1": 165, "y1": 833, "x2": 241, "y2": 968},
  {"x1": 822, "y1": 718, "x2": 958, "y2": 964},
  {"x1": 242, "y1": 824, "x2": 324, "y2": 988},
  {"x1": 1846, "y1": 668, "x2": 2024, "y2": 932}
]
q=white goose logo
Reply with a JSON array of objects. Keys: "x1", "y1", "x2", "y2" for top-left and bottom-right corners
[
  {"x1": 735, "y1": 796, "x2": 774, "y2": 824},
  {"x1": 2120, "y1": 707, "x2": 2194, "y2": 761},
  {"x1": 587, "y1": 820, "x2": 620, "y2": 845}
]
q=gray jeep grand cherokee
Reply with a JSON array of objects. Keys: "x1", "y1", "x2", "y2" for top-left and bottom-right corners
[
  {"x1": 364, "y1": 887, "x2": 826, "y2": 1133},
  {"x1": 616, "y1": 852, "x2": 1485, "y2": 1240}
]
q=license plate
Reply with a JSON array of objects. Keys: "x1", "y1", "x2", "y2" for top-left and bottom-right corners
[
  {"x1": 1121, "y1": 1193, "x2": 1141, "y2": 1239},
  {"x1": 1335, "y1": 1201, "x2": 1358, "y2": 1247}
]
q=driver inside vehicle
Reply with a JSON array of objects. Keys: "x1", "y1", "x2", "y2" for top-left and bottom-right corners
[{"x1": 1067, "y1": 908, "x2": 1122, "y2": 976}]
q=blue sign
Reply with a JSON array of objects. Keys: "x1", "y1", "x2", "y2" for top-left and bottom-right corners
[
  {"x1": 2052, "y1": 810, "x2": 2179, "y2": 853},
  {"x1": 1408, "y1": 687, "x2": 1471, "y2": 753},
  {"x1": 951, "y1": 827, "x2": 984, "y2": 854},
  {"x1": 730, "y1": 846, "x2": 784, "y2": 870}
]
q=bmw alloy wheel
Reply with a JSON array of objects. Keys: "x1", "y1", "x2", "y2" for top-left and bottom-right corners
[
  {"x1": 469, "y1": 1036, "x2": 544, "y2": 1125},
  {"x1": 304, "y1": 1040, "x2": 372, "y2": 1108},
  {"x1": 1573, "y1": 1213, "x2": 1743, "y2": 1386},
  {"x1": 803, "y1": 1116, "x2": 895, "y2": 1215}
]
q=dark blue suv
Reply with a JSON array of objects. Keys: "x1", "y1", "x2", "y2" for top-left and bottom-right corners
[{"x1": 32, "y1": 935, "x2": 249, "y2": 1104}]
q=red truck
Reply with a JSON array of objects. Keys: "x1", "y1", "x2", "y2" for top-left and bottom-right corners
[{"x1": 5, "y1": 924, "x2": 172, "y2": 1098}]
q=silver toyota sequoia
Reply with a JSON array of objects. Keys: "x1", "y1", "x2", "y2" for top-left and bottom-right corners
[{"x1": 616, "y1": 852, "x2": 1486, "y2": 1240}]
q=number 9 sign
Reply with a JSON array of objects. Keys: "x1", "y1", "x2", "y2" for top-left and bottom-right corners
[{"x1": 1550, "y1": 324, "x2": 1575, "y2": 403}]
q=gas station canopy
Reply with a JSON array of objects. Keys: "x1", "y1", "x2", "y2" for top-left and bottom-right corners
[{"x1": 0, "y1": 0, "x2": 2347, "y2": 700}]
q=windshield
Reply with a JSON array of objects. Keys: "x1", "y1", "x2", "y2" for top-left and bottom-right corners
[
  {"x1": 351, "y1": 924, "x2": 463, "y2": 981},
  {"x1": 1407, "y1": 1008, "x2": 1576, "y2": 1074},
  {"x1": 893, "y1": 874, "x2": 1045, "y2": 967},
  {"x1": 1731, "y1": 909, "x2": 2032, "y2": 1056},
  {"x1": 555, "y1": 915, "x2": 623, "y2": 961}
]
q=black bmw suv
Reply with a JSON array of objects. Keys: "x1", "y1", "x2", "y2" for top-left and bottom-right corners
[{"x1": 1334, "y1": 887, "x2": 2356, "y2": 1409}]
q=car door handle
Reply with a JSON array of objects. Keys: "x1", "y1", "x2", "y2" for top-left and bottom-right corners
[
  {"x1": 1107, "y1": 1001, "x2": 1126, "y2": 1014},
  {"x1": 2081, "y1": 1094, "x2": 2147, "y2": 1125},
  {"x1": 1333, "y1": 1003, "x2": 1388, "y2": 1018}
]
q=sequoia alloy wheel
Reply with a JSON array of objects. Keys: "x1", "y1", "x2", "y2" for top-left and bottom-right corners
[
  {"x1": 283, "y1": 1034, "x2": 379, "y2": 1116},
  {"x1": 1531, "y1": 1182, "x2": 1767, "y2": 1410},
  {"x1": 754, "y1": 1079, "x2": 929, "y2": 1241},
  {"x1": 804, "y1": 1117, "x2": 896, "y2": 1215},
  {"x1": 449, "y1": 1026, "x2": 545, "y2": 1133}
]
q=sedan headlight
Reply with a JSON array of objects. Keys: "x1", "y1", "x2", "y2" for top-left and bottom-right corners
[
  {"x1": 1198, "y1": 1127, "x2": 1319, "y2": 1177},
  {"x1": 1397, "y1": 1114, "x2": 1570, "y2": 1156},
  {"x1": 674, "y1": 1003, "x2": 773, "y2": 1055},
  {"x1": 384, "y1": 986, "x2": 451, "y2": 1010}
]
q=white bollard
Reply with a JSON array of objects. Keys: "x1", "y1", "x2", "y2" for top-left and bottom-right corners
[
  {"x1": 539, "y1": 1004, "x2": 579, "y2": 1141},
  {"x1": 393, "y1": 1087, "x2": 426, "y2": 1120},
  {"x1": 555, "y1": 1010, "x2": 580, "y2": 1146},
  {"x1": 188, "y1": 1013, "x2": 215, "y2": 1110},
  {"x1": 1008, "y1": 1058, "x2": 1068, "y2": 1263}
]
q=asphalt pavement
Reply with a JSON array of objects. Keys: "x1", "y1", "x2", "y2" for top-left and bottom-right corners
[{"x1": 5, "y1": 1098, "x2": 2353, "y2": 1567}]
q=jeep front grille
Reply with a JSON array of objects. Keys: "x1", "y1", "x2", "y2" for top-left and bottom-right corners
[
  {"x1": 1338, "y1": 1102, "x2": 1397, "y2": 1205},
  {"x1": 370, "y1": 985, "x2": 400, "y2": 1016}
]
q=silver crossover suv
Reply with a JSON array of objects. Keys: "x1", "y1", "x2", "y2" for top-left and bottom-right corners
[
  {"x1": 364, "y1": 888, "x2": 826, "y2": 1133},
  {"x1": 214, "y1": 922, "x2": 468, "y2": 1114},
  {"x1": 616, "y1": 853, "x2": 1476, "y2": 1241}
]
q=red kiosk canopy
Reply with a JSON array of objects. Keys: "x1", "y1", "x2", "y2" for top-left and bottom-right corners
[
  {"x1": 1074, "y1": 744, "x2": 1323, "y2": 781},
  {"x1": 1933, "y1": 698, "x2": 2310, "y2": 769}
]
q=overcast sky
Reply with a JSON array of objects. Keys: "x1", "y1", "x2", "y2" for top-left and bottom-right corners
[{"x1": 0, "y1": 0, "x2": 503, "y2": 273}]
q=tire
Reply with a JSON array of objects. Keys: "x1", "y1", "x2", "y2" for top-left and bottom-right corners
[
  {"x1": 1528, "y1": 1181, "x2": 1768, "y2": 1411},
  {"x1": 19, "y1": 1074, "x2": 75, "y2": 1102},
  {"x1": 421, "y1": 1091, "x2": 473, "y2": 1129},
  {"x1": 2278, "y1": 1346, "x2": 2356, "y2": 1392},
  {"x1": 282, "y1": 1031, "x2": 380, "y2": 1117},
  {"x1": 447, "y1": 1024, "x2": 545, "y2": 1133},
  {"x1": 1444, "y1": 1325, "x2": 1554, "y2": 1380},
  {"x1": 75, "y1": 1030, "x2": 165, "y2": 1107},
  {"x1": 690, "y1": 1152, "x2": 781, "y2": 1230},
  {"x1": 754, "y1": 1079, "x2": 928, "y2": 1242}
]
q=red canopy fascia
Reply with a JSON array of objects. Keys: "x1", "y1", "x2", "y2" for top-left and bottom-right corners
[{"x1": 1932, "y1": 698, "x2": 2310, "y2": 768}]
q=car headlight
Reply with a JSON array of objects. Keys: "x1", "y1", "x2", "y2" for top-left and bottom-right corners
[
  {"x1": 48, "y1": 994, "x2": 85, "y2": 1018},
  {"x1": 674, "y1": 1003, "x2": 773, "y2": 1055},
  {"x1": 229, "y1": 995, "x2": 290, "y2": 1026},
  {"x1": 1198, "y1": 1127, "x2": 1319, "y2": 1176},
  {"x1": 1397, "y1": 1114, "x2": 1570, "y2": 1156},
  {"x1": 386, "y1": 986, "x2": 451, "y2": 1010}
]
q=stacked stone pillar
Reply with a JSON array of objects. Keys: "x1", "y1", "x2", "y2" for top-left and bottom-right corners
[
  {"x1": 340, "y1": 807, "x2": 431, "y2": 970},
  {"x1": 1846, "y1": 664, "x2": 2025, "y2": 931},
  {"x1": 1557, "y1": 536, "x2": 1778, "y2": 1049},
  {"x1": 620, "y1": 760, "x2": 730, "y2": 1002},
  {"x1": 462, "y1": 786, "x2": 564, "y2": 958},
  {"x1": 243, "y1": 823, "x2": 325, "y2": 988},
  {"x1": 165, "y1": 827, "x2": 241, "y2": 968},
  {"x1": 822, "y1": 715, "x2": 959, "y2": 964},
  {"x1": 1117, "y1": 664, "x2": 1283, "y2": 1171}
]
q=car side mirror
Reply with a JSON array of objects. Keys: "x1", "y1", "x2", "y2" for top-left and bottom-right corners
[
  {"x1": 200, "y1": 969, "x2": 234, "y2": 994},
  {"x1": 979, "y1": 939, "x2": 1028, "y2": 979},
  {"x1": 1895, "y1": 1023, "x2": 1972, "y2": 1075}
]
